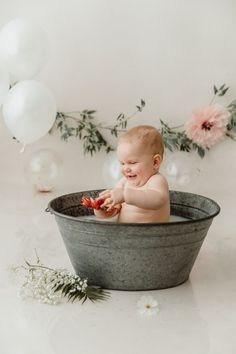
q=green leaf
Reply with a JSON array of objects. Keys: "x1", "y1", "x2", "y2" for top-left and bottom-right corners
[
  {"x1": 197, "y1": 146, "x2": 205, "y2": 158},
  {"x1": 87, "y1": 110, "x2": 96, "y2": 115},
  {"x1": 227, "y1": 99, "x2": 236, "y2": 109},
  {"x1": 116, "y1": 113, "x2": 123, "y2": 120},
  {"x1": 53, "y1": 283, "x2": 64, "y2": 292},
  {"x1": 225, "y1": 132, "x2": 236, "y2": 140},
  {"x1": 219, "y1": 87, "x2": 229, "y2": 96},
  {"x1": 219, "y1": 84, "x2": 225, "y2": 90},
  {"x1": 163, "y1": 139, "x2": 174, "y2": 151}
]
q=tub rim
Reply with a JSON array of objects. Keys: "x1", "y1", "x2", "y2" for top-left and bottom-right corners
[{"x1": 46, "y1": 190, "x2": 221, "y2": 226}]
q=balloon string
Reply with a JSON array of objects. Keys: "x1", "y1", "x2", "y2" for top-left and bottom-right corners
[{"x1": 20, "y1": 145, "x2": 26, "y2": 153}]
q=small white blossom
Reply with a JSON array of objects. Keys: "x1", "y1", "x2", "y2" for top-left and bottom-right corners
[{"x1": 137, "y1": 295, "x2": 160, "y2": 316}]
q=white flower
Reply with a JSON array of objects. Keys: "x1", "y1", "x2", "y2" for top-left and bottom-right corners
[{"x1": 137, "y1": 295, "x2": 160, "y2": 316}]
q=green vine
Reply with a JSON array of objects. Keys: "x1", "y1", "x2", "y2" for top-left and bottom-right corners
[{"x1": 55, "y1": 99, "x2": 146, "y2": 155}]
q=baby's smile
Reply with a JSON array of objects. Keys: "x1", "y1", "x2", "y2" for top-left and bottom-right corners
[{"x1": 126, "y1": 174, "x2": 137, "y2": 179}]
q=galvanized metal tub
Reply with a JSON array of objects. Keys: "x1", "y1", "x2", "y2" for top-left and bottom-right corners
[{"x1": 47, "y1": 190, "x2": 220, "y2": 290}]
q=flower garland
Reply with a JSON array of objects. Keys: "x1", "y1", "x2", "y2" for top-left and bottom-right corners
[{"x1": 54, "y1": 85, "x2": 236, "y2": 158}]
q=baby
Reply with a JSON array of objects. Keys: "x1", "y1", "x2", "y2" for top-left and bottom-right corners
[{"x1": 94, "y1": 124, "x2": 170, "y2": 223}]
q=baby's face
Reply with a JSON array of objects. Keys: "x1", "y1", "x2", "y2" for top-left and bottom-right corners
[{"x1": 117, "y1": 141, "x2": 159, "y2": 187}]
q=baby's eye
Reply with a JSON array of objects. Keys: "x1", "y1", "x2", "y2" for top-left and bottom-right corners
[{"x1": 129, "y1": 161, "x2": 137, "y2": 165}]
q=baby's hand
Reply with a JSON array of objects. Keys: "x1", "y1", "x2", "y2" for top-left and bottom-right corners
[
  {"x1": 100, "y1": 188, "x2": 124, "y2": 210},
  {"x1": 81, "y1": 195, "x2": 121, "y2": 215},
  {"x1": 81, "y1": 196, "x2": 105, "y2": 210}
]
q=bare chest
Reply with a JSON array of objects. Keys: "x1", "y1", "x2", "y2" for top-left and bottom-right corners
[{"x1": 118, "y1": 202, "x2": 169, "y2": 223}]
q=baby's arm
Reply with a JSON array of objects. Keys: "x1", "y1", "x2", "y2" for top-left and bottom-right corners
[
  {"x1": 102, "y1": 175, "x2": 169, "y2": 210},
  {"x1": 124, "y1": 175, "x2": 169, "y2": 210},
  {"x1": 99, "y1": 178, "x2": 126, "y2": 211}
]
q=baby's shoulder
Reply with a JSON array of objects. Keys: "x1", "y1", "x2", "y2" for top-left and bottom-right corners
[
  {"x1": 147, "y1": 173, "x2": 169, "y2": 189},
  {"x1": 115, "y1": 177, "x2": 126, "y2": 187}
]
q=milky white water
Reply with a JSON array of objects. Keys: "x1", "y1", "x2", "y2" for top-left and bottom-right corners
[{"x1": 76, "y1": 214, "x2": 189, "y2": 222}]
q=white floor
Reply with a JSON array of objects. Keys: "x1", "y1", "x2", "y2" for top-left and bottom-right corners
[{"x1": 0, "y1": 185, "x2": 235, "y2": 354}]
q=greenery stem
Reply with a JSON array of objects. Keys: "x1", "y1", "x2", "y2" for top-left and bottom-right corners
[
  {"x1": 25, "y1": 263, "x2": 55, "y2": 272},
  {"x1": 63, "y1": 108, "x2": 140, "y2": 132},
  {"x1": 126, "y1": 108, "x2": 142, "y2": 121},
  {"x1": 209, "y1": 94, "x2": 216, "y2": 105},
  {"x1": 170, "y1": 124, "x2": 185, "y2": 130}
]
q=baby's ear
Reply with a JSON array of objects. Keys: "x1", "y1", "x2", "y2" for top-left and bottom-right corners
[{"x1": 153, "y1": 154, "x2": 162, "y2": 169}]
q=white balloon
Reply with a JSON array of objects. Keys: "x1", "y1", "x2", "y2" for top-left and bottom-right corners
[
  {"x1": 161, "y1": 151, "x2": 201, "y2": 190},
  {"x1": 24, "y1": 149, "x2": 61, "y2": 192},
  {"x1": 0, "y1": 17, "x2": 49, "y2": 81},
  {"x1": 2, "y1": 80, "x2": 57, "y2": 144},
  {"x1": 102, "y1": 152, "x2": 121, "y2": 188},
  {"x1": 0, "y1": 64, "x2": 10, "y2": 105}
]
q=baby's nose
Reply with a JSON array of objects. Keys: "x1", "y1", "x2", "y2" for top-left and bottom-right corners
[{"x1": 124, "y1": 165, "x2": 131, "y2": 172}]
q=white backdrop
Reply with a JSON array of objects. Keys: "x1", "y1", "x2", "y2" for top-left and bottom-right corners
[
  {"x1": 1, "y1": 4, "x2": 236, "y2": 353},
  {"x1": 0, "y1": 0, "x2": 236, "y2": 200}
]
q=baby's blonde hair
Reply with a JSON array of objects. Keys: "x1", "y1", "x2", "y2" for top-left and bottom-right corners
[{"x1": 118, "y1": 125, "x2": 164, "y2": 157}]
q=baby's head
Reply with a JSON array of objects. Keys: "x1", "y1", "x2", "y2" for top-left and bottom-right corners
[
  {"x1": 117, "y1": 125, "x2": 164, "y2": 186},
  {"x1": 118, "y1": 125, "x2": 164, "y2": 157}
]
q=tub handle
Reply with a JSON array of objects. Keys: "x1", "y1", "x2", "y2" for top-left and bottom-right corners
[{"x1": 45, "y1": 207, "x2": 52, "y2": 213}]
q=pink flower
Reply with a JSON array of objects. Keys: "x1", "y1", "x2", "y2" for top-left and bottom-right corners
[{"x1": 185, "y1": 104, "x2": 230, "y2": 149}]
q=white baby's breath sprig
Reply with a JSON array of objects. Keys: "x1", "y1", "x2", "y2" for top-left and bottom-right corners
[{"x1": 14, "y1": 254, "x2": 109, "y2": 305}]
